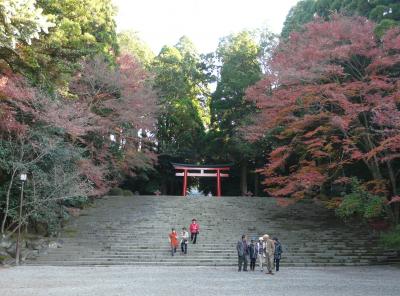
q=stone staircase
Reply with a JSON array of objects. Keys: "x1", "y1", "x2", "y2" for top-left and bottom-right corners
[{"x1": 26, "y1": 195, "x2": 396, "y2": 266}]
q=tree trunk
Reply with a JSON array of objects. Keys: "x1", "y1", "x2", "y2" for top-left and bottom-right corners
[
  {"x1": 161, "y1": 178, "x2": 168, "y2": 195},
  {"x1": 1, "y1": 168, "x2": 17, "y2": 235},
  {"x1": 386, "y1": 161, "x2": 399, "y2": 224},
  {"x1": 240, "y1": 160, "x2": 248, "y2": 196},
  {"x1": 394, "y1": 204, "x2": 399, "y2": 225},
  {"x1": 254, "y1": 172, "x2": 259, "y2": 197}
]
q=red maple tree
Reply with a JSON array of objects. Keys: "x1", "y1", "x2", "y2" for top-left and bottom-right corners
[{"x1": 246, "y1": 16, "x2": 400, "y2": 203}]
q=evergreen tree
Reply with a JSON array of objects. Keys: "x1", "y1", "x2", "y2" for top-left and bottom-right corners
[
  {"x1": 210, "y1": 31, "x2": 262, "y2": 195},
  {"x1": 281, "y1": 0, "x2": 400, "y2": 38}
]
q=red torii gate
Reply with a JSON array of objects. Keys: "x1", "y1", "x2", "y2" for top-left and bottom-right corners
[{"x1": 172, "y1": 163, "x2": 231, "y2": 197}]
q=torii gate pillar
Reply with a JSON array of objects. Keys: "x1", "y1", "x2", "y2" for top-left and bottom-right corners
[{"x1": 182, "y1": 169, "x2": 188, "y2": 196}]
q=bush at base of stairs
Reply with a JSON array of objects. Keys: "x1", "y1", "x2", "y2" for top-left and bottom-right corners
[
  {"x1": 381, "y1": 225, "x2": 400, "y2": 250},
  {"x1": 122, "y1": 190, "x2": 133, "y2": 196},
  {"x1": 108, "y1": 188, "x2": 124, "y2": 196}
]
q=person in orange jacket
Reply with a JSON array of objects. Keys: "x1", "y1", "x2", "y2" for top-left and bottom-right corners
[
  {"x1": 169, "y1": 228, "x2": 179, "y2": 256},
  {"x1": 189, "y1": 218, "x2": 200, "y2": 244}
]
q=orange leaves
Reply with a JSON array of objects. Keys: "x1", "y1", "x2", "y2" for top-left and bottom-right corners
[
  {"x1": 364, "y1": 180, "x2": 389, "y2": 197},
  {"x1": 324, "y1": 197, "x2": 343, "y2": 209}
]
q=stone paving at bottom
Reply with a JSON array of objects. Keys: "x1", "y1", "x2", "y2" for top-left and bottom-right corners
[{"x1": 0, "y1": 265, "x2": 399, "y2": 296}]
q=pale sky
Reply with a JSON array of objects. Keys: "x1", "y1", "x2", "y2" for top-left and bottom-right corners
[{"x1": 113, "y1": 0, "x2": 299, "y2": 54}]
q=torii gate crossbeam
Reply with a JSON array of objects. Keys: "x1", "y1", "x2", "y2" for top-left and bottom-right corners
[{"x1": 171, "y1": 163, "x2": 231, "y2": 197}]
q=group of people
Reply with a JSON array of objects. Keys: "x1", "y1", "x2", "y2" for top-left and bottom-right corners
[
  {"x1": 168, "y1": 220, "x2": 283, "y2": 274},
  {"x1": 237, "y1": 234, "x2": 282, "y2": 274},
  {"x1": 168, "y1": 218, "x2": 200, "y2": 256}
]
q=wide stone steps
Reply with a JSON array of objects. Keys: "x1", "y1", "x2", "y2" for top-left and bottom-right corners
[{"x1": 26, "y1": 195, "x2": 393, "y2": 266}]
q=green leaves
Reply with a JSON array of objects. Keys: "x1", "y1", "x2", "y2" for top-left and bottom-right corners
[
  {"x1": 210, "y1": 31, "x2": 263, "y2": 161},
  {"x1": 153, "y1": 36, "x2": 210, "y2": 161},
  {"x1": 2, "y1": 0, "x2": 119, "y2": 92},
  {"x1": 0, "y1": 0, "x2": 54, "y2": 50},
  {"x1": 381, "y1": 225, "x2": 400, "y2": 249},
  {"x1": 281, "y1": 0, "x2": 400, "y2": 39},
  {"x1": 118, "y1": 30, "x2": 154, "y2": 68},
  {"x1": 336, "y1": 178, "x2": 387, "y2": 221}
]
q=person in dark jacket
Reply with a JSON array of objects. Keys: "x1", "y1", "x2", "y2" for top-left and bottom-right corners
[
  {"x1": 236, "y1": 234, "x2": 249, "y2": 271},
  {"x1": 249, "y1": 239, "x2": 257, "y2": 271},
  {"x1": 273, "y1": 237, "x2": 283, "y2": 272}
]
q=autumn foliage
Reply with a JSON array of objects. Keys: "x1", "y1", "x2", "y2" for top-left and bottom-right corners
[
  {"x1": 246, "y1": 16, "x2": 400, "y2": 209},
  {"x1": 0, "y1": 52, "x2": 159, "y2": 234}
]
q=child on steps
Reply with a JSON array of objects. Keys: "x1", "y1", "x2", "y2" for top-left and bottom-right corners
[{"x1": 169, "y1": 228, "x2": 179, "y2": 256}]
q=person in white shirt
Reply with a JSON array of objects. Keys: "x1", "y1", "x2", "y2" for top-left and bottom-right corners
[
  {"x1": 256, "y1": 237, "x2": 265, "y2": 271},
  {"x1": 180, "y1": 227, "x2": 189, "y2": 255}
]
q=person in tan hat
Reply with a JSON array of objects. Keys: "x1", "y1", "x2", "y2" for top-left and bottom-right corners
[{"x1": 263, "y1": 234, "x2": 275, "y2": 274}]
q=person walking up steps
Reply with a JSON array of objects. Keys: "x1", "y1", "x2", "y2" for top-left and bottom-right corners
[
  {"x1": 180, "y1": 227, "x2": 189, "y2": 255},
  {"x1": 189, "y1": 218, "x2": 200, "y2": 244},
  {"x1": 236, "y1": 234, "x2": 249, "y2": 272},
  {"x1": 263, "y1": 234, "x2": 275, "y2": 275},
  {"x1": 169, "y1": 228, "x2": 179, "y2": 256},
  {"x1": 249, "y1": 238, "x2": 257, "y2": 271},
  {"x1": 256, "y1": 237, "x2": 265, "y2": 272},
  {"x1": 273, "y1": 237, "x2": 283, "y2": 272}
]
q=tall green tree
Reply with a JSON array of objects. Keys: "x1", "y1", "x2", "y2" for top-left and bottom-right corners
[
  {"x1": 3, "y1": 0, "x2": 119, "y2": 92},
  {"x1": 281, "y1": 0, "x2": 316, "y2": 39},
  {"x1": 118, "y1": 30, "x2": 154, "y2": 68},
  {"x1": 210, "y1": 31, "x2": 263, "y2": 195},
  {"x1": 152, "y1": 36, "x2": 211, "y2": 194},
  {"x1": 282, "y1": 0, "x2": 400, "y2": 38},
  {"x1": 0, "y1": 0, "x2": 54, "y2": 72}
]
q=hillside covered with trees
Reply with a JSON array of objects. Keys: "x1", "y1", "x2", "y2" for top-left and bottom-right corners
[{"x1": 1, "y1": 0, "x2": 400, "y2": 247}]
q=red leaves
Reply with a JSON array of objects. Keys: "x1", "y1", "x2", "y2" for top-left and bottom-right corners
[
  {"x1": 74, "y1": 53, "x2": 158, "y2": 134},
  {"x1": 383, "y1": 28, "x2": 400, "y2": 51},
  {"x1": 269, "y1": 146, "x2": 291, "y2": 169},
  {"x1": 333, "y1": 177, "x2": 351, "y2": 185},
  {"x1": 245, "y1": 15, "x2": 400, "y2": 201},
  {"x1": 272, "y1": 16, "x2": 377, "y2": 85},
  {"x1": 71, "y1": 53, "x2": 159, "y2": 186},
  {"x1": 0, "y1": 71, "x2": 36, "y2": 101},
  {"x1": 388, "y1": 196, "x2": 400, "y2": 205},
  {"x1": 367, "y1": 135, "x2": 400, "y2": 162},
  {"x1": 0, "y1": 71, "x2": 37, "y2": 135},
  {"x1": 275, "y1": 198, "x2": 297, "y2": 207},
  {"x1": 263, "y1": 160, "x2": 326, "y2": 199},
  {"x1": 78, "y1": 159, "x2": 110, "y2": 196},
  {"x1": 40, "y1": 99, "x2": 100, "y2": 140},
  {"x1": 1, "y1": 53, "x2": 159, "y2": 197}
]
